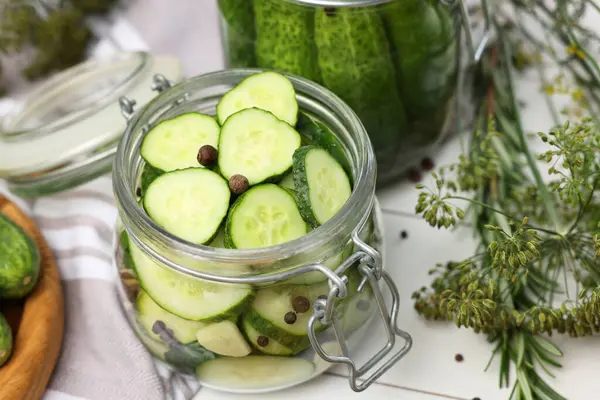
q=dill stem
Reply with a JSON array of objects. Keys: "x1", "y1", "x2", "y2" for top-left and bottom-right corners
[{"x1": 495, "y1": 20, "x2": 561, "y2": 231}]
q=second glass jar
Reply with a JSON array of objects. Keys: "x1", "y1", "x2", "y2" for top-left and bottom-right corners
[{"x1": 218, "y1": 0, "x2": 461, "y2": 185}]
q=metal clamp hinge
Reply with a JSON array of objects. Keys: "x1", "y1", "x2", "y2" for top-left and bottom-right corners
[
  {"x1": 119, "y1": 96, "x2": 136, "y2": 121},
  {"x1": 307, "y1": 226, "x2": 413, "y2": 392},
  {"x1": 118, "y1": 74, "x2": 183, "y2": 124},
  {"x1": 151, "y1": 74, "x2": 173, "y2": 93}
]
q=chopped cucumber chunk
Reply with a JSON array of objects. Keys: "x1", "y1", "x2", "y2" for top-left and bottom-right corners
[
  {"x1": 216, "y1": 71, "x2": 298, "y2": 126},
  {"x1": 197, "y1": 356, "x2": 315, "y2": 391},
  {"x1": 225, "y1": 184, "x2": 308, "y2": 249},
  {"x1": 242, "y1": 318, "x2": 294, "y2": 356},
  {"x1": 140, "y1": 113, "x2": 220, "y2": 172},
  {"x1": 218, "y1": 108, "x2": 301, "y2": 185},
  {"x1": 195, "y1": 320, "x2": 252, "y2": 357},
  {"x1": 144, "y1": 168, "x2": 230, "y2": 245},
  {"x1": 130, "y1": 238, "x2": 253, "y2": 321},
  {"x1": 293, "y1": 146, "x2": 352, "y2": 227},
  {"x1": 137, "y1": 289, "x2": 208, "y2": 344}
]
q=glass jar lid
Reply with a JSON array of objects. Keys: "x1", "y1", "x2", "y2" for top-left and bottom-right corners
[{"x1": 0, "y1": 52, "x2": 183, "y2": 198}]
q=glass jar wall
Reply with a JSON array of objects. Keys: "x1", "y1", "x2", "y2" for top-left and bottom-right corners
[
  {"x1": 218, "y1": 0, "x2": 461, "y2": 186},
  {"x1": 112, "y1": 69, "x2": 411, "y2": 393}
]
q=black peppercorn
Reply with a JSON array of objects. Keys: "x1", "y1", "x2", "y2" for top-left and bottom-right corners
[
  {"x1": 284, "y1": 311, "x2": 297, "y2": 324},
  {"x1": 152, "y1": 320, "x2": 166, "y2": 334},
  {"x1": 229, "y1": 174, "x2": 249, "y2": 194},
  {"x1": 257, "y1": 335, "x2": 269, "y2": 347},
  {"x1": 292, "y1": 296, "x2": 310, "y2": 313},
  {"x1": 400, "y1": 230, "x2": 408, "y2": 239},
  {"x1": 408, "y1": 167, "x2": 422, "y2": 183},
  {"x1": 197, "y1": 144, "x2": 218, "y2": 166},
  {"x1": 421, "y1": 157, "x2": 435, "y2": 171},
  {"x1": 455, "y1": 354, "x2": 464, "y2": 362},
  {"x1": 136, "y1": 187, "x2": 142, "y2": 197}
]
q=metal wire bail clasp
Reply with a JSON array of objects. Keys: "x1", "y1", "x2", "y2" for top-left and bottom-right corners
[{"x1": 307, "y1": 212, "x2": 413, "y2": 392}]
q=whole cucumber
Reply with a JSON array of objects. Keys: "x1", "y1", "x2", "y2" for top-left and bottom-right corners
[
  {"x1": 314, "y1": 7, "x2": 407, "y2": 166},
  {"x1": 0, "y1": 312, "x2": 12, "y2": 367},
  {"x1": 218, "y1": 0, "x2": 256, "y2": 68},
  {"x1": 0, "y1": 213, "x2": 40, "y2": 299},
  {"x1": 253, "y1": 0, "x2": 321, "y2": 83},
  {"x1": 382, "y1": 0, "x2": 458, "y2": 146}
]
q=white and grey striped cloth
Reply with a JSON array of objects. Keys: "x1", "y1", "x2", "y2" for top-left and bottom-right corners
[{"x1": 1, "y1": 176, "x2": 201, "y2": 400}]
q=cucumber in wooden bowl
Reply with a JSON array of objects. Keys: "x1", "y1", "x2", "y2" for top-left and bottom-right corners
[
  {"x1": 0, "y1": 213, "x2": 40, "y2": 299},
  {"x1": 0, "y1": 313, "x2": 12, "y2": 367}
]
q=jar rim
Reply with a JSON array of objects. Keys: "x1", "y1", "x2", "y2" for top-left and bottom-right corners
[{"x1": 113, "y1": 68, "x2": 376, "y2": 269}]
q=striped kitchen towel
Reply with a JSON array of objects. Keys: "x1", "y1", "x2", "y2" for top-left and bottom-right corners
[{"x1": 0, "y1": 177, "x2": 200, "y2": 400}]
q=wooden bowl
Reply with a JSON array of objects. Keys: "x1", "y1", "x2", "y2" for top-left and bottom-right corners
[{"x1": 0, "y1": 195, "x2": 65, "y2": 400}]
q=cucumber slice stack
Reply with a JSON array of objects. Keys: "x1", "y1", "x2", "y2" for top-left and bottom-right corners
[{"x1": 126, "y1": 71, "x2": 371, "y2": 388}]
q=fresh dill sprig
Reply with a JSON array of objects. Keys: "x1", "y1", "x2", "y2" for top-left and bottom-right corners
[{"x1": 412, "y1": 2, "x2": 600, "y2": 399}]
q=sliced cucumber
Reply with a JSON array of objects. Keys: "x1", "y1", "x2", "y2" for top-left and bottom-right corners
[
  {"x1": 140, "y1": 113, "x2": 220, "y2": 172},
  {"x1": 283, "y1": 249, "x2": 344, "y2": 285},
  {"x1": 293, "y1": 146, "x2": 352, "y2": 228},
  {"x1": 278, "y1": 172, "x2": 295, "y2": 190},
  {"x1": 196, "y1": 356, "x2": 315, "y2": 391},
  {"x1": 218, "y1": 108, "x2": 301, "y2": 185},
  {"x1": 295, "y1": 112, "x2": 352, "y2": 177},
  {"x1": 216, "y1": 71, "x2": 298, "y2": 126},
  {"x1": 130, "y1": 238, "x2": 253, "y2": 321},
  {"x1": 245, "y1": 282, "x2": 328, "y2": 349},
  {"x1": 224, "y1": 184, "x2": 308, "y2": 249},
  {"x1": 144, "y1": 168, "x2": 230, "y2": 245},
  {"x1": 195, "y1": 320, "x2": 252, "y2": 357},
  {"x1": 137, "y1": 290, "x2": 207, "y2": 344},
  {"x1": 242, "y1": 318, "x2": 294, "y2": 356}
]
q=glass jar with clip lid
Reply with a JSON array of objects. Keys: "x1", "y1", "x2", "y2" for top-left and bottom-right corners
[{"x1": 113, "y1": 68, "x2": 413, "y2": 393}]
